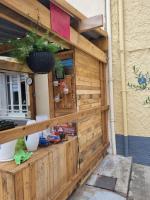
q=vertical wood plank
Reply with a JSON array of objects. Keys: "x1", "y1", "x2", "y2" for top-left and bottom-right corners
[
  {"x1": 23, "y1": 167, "x2": 31, "y2": 200},
  {"x1": 58, "y1": 144, "x2": 67, "y2": 187},
  {"x1": 0, "y1": 172, "x2": 16, "y2": 200},
  {"x1": 1, "y1": 172, "x2": 15, "y2": 200},
  {"x1": 36, "y1": 155, "x2": 49, "y2": 200},
  {"x1": 29, "y1": 74, "x2": 36, "y2": 119},
  {"x1": 7, "y1": 174, "x2": 15, "y2": 200},
  {"x1": 30, "y1": 163, "x2": 37, "y2": 200},
  {"x1": 0, "y1": 172, "x2": 3, "y2": 200},
  {"x1": 100, "y1": 62, "x2": 108, "y2": 145},
  {"x1": 15, "y1": 171, "x2": 24, "y2": 200},
  {"x1": 48, "y1": 151, "x2": 54, "y2": 198},
  {"x1": 52, "y1": 147, "x2": 60, "y2": 194}
]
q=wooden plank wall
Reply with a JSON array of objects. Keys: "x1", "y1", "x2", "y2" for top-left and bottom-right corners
[
  {"x1": 75, "y1": 49, "x2": 103, "y2": 168},
  {"x1": 0, "y1": 138, "x2": 78, "y2": 200}
]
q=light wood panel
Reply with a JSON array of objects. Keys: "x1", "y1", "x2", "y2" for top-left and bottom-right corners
[
  {"x1": 0, "y1": 137, "x2": 78, "y2": 200},
  {"x1": 75, "y1": 49, "x2": 104, "y2": 167},
  {"x1": 0, "y1": 56, "x2": 32, "y2": 73}
]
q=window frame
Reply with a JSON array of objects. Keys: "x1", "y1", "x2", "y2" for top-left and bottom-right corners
[{"x1": 0, "y1": 70, "x2": 35, "y2": 119}]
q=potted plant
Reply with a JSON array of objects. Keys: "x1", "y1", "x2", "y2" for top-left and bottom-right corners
[
  {"x1": 54, "y1": 59, "x2": 64, "y2": 79},
  {"x1": 2, "y1": 31, "x2": 61, "y2": 73}
]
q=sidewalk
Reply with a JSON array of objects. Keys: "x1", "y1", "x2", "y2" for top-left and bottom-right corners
[{"x1": 69, "y1": 155, "x2": 150, "y2": 200}]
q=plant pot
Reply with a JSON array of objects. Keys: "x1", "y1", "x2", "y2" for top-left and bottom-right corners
[
  {"x1": 26, "y1": 51, "x2": 55, "y2": 73},
  {"x1": 0, "y1": 140, "x2": 17, "y2": 162}
]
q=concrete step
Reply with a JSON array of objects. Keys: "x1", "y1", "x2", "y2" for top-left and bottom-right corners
[
  {"x1": 86, "y1": 155, "x2": 132, "y2": 197},
  {"x1": 69, "y1": 185, "x2": 126, "y2": 200},
  {"x1": 128, "y1": 163, "x2": 150, "y2": 200}
]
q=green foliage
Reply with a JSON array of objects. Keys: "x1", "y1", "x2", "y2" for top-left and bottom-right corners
[
  {"x1": 1, "y1": 31, "x2": 61, "y2": 63},
  {"x1": 144, "y1": 96, "x2": 150, "y2": 105},
  {"x1": 54, "y1": 58, "x2": 64, "y2": 79}
]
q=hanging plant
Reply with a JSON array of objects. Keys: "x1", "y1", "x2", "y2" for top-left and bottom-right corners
[
  {"x1": 128, "y1": 65, "x2": 150, "y2": 105},
  {"x1": 1, "y1": 31, "x2": 62, "y2": 73}
]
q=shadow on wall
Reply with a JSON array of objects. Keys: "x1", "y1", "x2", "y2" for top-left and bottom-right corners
[{"x1": 116, "y1": 134, "x2": 150, "y2": 166}]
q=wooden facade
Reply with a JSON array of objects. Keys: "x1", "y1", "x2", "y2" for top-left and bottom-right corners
[
  {"x1": 0, "y1": 1, "x2": 109, "y2": 199},
  {"x1": 75, "y1": 49, "x2": 104, "y2": 167}
]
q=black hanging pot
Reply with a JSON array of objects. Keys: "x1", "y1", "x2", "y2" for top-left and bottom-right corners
[{"x1": 26, "y1": 51, "x2": 55, "y2": 73}]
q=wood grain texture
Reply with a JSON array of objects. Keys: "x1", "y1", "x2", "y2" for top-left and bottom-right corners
[
  {"x1": 0, "y1": 137, "x2": 79, "y2": 200},
  {"x1": 75, "y1": 49, "x2": 105, "y2": 167},
  {"x1": 0, "y1": 56, "x2": 32, "y2": 73},
  {"x1": 29, "y1": 74, "x2": 36, "y2": 119},
  {"x1": 0, "y1": 138, "x2": 108, "y2": 200},
  {"x1": 100, "y1": 63, "x2": 109, "y2": 145},
  {"x1": 0, "y1": 106, "x2": 101, "y2": 144}
]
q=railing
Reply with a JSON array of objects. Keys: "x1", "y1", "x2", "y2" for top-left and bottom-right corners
[{"x1": 0, "y1": 106, "x2": 109, "y2": 144}]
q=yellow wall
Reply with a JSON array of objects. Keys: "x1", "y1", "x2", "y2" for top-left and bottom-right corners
[{"x1": 111, "y1": 0, "x2": 150, "y2": 137}]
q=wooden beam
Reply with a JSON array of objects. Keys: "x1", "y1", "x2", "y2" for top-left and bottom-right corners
[
  {"x1": 92, "y1": 38, "x2": 108, "y2": 52},
  {"x1": 0, "y1": 44, "x2": 12, "y2": 54},
  {"x1": 52, "y1": 0, "x2": 108, "y2": 38},
  {"x1": 78, "y1": 15, "x2": 103, "y2": 33},
  {"x1": 29, "y1": 74, "x2": 36, "y2": 119},
  {"x1": 0, "y1": 56, "x2": 32, "y2": 73},
  {"x1": 0, "y1": 0, "x2": 107, "y2": 63},
  {"x1": 101, "y1": 105, "x2": 109, "y2": 112}
]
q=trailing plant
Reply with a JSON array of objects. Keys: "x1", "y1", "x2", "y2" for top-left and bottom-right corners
[
  {"x1": 128, "y1": 65, "x2": 150, "y2": 105},
  {"x1": 54, "y1": 58, "x2": 64, "y2": 79},
  {"x1": 1, "y1": 31, "x2": 60, "y2": 62},
  {"x1": 0, "y1": 31, "x2": 65, "y2": 73}
]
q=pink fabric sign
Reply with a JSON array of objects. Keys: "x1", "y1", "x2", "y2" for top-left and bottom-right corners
[{"x1": 50, "y1": 2, "x2": 70, "y2": 40}]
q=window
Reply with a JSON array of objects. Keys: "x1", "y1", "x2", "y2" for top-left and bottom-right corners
[{"x1": 0, "y1": 72, "x2": 29, "y2": 118}]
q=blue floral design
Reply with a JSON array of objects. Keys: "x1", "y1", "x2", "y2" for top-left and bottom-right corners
[{"x1": 138, "y1": 75, "x2": 147, "y2": 85}]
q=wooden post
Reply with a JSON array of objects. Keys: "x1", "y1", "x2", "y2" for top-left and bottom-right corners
[{"x1": 100, "y1": 62, "x2": 109, "y2": 145}]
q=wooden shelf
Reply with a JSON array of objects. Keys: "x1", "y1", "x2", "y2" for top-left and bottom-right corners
[{"x1": 0, "y1": 56, "x2": 32, "y2": 73}]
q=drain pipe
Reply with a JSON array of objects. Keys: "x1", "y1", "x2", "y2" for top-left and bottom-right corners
[
  {"x1": 106, "y1": 0, "x2": 116, "y2": 155},
  {"x1": 118, "y1": 0, "x2": 128, "y2": 156}
]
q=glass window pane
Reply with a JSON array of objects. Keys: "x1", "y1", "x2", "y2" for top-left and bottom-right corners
[
  {"x1": 21, "y1": 81, "x2": 26, "y2": 105},
  {"x1": 7, "y1": 84, "x2": 11, "y2": 106}
]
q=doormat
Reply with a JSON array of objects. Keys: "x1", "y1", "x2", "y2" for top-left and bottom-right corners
[{"x1": 87, "y1": 175, "x2": 117, "y2": 191}]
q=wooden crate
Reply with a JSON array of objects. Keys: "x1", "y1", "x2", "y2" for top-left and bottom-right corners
[{"x1": 53, "y1": 50, "x2": 76, "y2": 117}]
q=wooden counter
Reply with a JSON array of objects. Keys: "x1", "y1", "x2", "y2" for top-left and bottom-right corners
[{"x1": 0, "y1": 137, "x2": 78, "y2": 200}]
